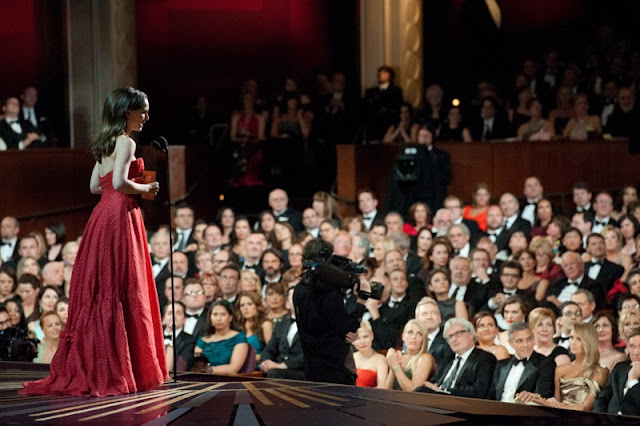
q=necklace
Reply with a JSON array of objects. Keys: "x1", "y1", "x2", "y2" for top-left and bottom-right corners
[{"x1": 358, "y1": 350, "x2": 375, "y2": 359}]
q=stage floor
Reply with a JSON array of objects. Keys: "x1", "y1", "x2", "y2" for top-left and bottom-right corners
[{"x1": 0, "y1": 362, "x2": 637, "y2": 425}]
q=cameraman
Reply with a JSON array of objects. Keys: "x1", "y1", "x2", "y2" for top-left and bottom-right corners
[{"x1": 293, "y1": 239, "x2": 372, "y2": 385}]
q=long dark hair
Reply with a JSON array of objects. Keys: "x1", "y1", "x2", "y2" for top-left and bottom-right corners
[
  {"x1": 90, "y1": 87, "x2": 147, "y2": 161},
  {"x1": 203, "y1": 300, "x2": 236, "y2": 337}
]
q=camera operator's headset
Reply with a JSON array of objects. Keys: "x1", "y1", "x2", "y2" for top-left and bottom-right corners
[{"x1": 301, "y1": 239, "x2": 334, "y2": 287}]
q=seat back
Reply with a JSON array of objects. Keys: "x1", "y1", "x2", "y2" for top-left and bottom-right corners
[{"x1": 239, "y1": 345, "x2": 257, "y2": 373}]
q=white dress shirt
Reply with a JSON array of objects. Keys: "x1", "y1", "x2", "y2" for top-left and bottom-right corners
[
  {"x1": 184, "y1": 308, "x2": 205, "y2": 335},
  {"x1": 501, "y1": 357, "x2": 529, "y2": 402},
  {"x1": 0, "y1": 237, "x2": 17, "y2": 262}
]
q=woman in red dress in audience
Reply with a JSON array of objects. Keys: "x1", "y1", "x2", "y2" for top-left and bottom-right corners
[
  {"x1": 353, "y1": 319, "x2": 388, "y2": 388},
  {"x1": 20, "y1": 87, "x2": 167, "y2": 396},
  {"x1": 463, "y1": 183, "x2": 491, "y2": 232}
]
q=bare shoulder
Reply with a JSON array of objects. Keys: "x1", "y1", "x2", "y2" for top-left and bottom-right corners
[
  {"x1": 556, "y1": 363, "x2": 573, "y2": 376},
  {"x1": 419, "y1": 352, "x2": 435, "y2": 365}
]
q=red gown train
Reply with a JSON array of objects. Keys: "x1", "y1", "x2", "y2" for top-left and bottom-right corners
[{"x1": 20, "y1": 158, "x2": 168, "y2": 396}]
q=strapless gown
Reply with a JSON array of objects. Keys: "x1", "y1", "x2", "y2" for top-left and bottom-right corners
[
  {"x1": 356, "y1": 368, "x2": 378, "y2": 387},
  {"x1": 559, "y1": 376, "x2": 600, "y2": 405},
  {"x1": 20, "y1": 158, "x2": 168, "y2": 396}
]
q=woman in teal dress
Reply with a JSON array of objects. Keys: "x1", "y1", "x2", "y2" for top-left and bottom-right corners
[
  {"x1": 194, "y1": 300, "x2": 248, "y2": 374},
  {"x1": 235, "y1": 291, "x2": 273, "y2": 361}
]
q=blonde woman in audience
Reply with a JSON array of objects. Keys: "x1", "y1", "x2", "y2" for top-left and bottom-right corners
[
  {"x1": 17, "y1": 257, "x2": 41, "y2": 280},
  {"x1": 472, "y1": 311, "x2": 510, "y2": 360},
  {"x1": 33, "y1": 311, "x2": 62, "y2": 364},
  {"x1": 372, "y1": 238, "x2": 397, "y2": 278},
  {"x1": 61, "y1": 241, "x2": 79, "y2": 285},
  {"x1": 532, "y1": 323, "x2": 608, "y2": 411},
  {"x1": 385, "y1": 319, "x2": 434, "y2": 391},
  {"x1": 530, "y1": 236, "x2": 565, "y2": 282},
  {"x1": 563, "y1": 93, "x2": 602, "y2": 141},
  {"x1": 239, "y1": 269, "x2": 262, "y2": 294},
  {"x1": 602, "y1": 225, "x2": 633, "y2": 280},
  {"x1": 618, "y1": 308, "x2": 640, "y2": 346},
  {"x1": 286, "y1": 243, "x2": 304, "y2": 275},
  {"x1": 29, "y1": 231, "x2": 47, "y2": 261},
  {"x1": 353, "y1": 319, "x2": 388, "y2": 388},
  {"x1": 592, "y1": 312, "x2": 626, "y2": 371},
  {"x1": 201, "y1": 272, "x2": 221, "y2": 303},
  {"x1": 280, "y1": 269, "x2": 301, "y2": 289},
  {"x1": 529, "y1": 307, "x2": 571, "y2": 366}
]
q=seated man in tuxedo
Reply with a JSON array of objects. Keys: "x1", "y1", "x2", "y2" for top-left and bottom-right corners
[
  {"x1": 571, "y1": 289, "x2": 596, "y2": 323},
  {"x1": 161, "y1": 276, "x2": 184, "y2": 314},
  {"x1": 447, "y1": 224, "x2": 472, "y2": 258},
  {"x1": 260, "y1": 286, "x2": 305, "y2": 380},
  {"x1": 490, "y1": 321, "x2": 555, "y2": 402},
  {"x1": 444, "y1": 195, "x2": 482, "y2": 244},
  {"x1": 475, "y1": 236, "x2": 503, "y2": 282},
  {"x1": 485, "y1": 206, "x2": 509, "y2": 252},
  {"x1": 269, "y1": 188, "x2": 303, "y2": 232},
  {"x1": 591, "y1": 192, "x2": 619, "y2": 233},
  {"x1": 18, "y1": 235, "x2": 45, "y2": 268},
  {"x1": 173, "y1": 204, "x2": 196, "y2": 252},
  {"x1": 368, "y1": 268, "x2": 416, "y2": 350},
  {"x1": 553, "y1": 301, "x2": 582, "y2": 350},
  {"x1": 469, "y1": 247, "x2": 495, "y2": 286},
  {"x1": 520, "y1": 177, "x2": 544, "y2": 225},
  {"x1": 584, "y1": 233, "x2": 624, "y2": 291},
  {"x1": 182, "y1": 281, "x2": 208, "y2": 339},
  {"x1": 416, "y1": 317, "x2": 497, "y2": 399},
  {"x1": 0, "y1": 97, "x2": 47, "y2": 149},
  {"x1": 386, "y1": 232, "x2": 422, "y2": 279},
  {"x1": 163, "y1": 301, "x2": 196, "y2": 371},
  {"x1": 20, "y1": 86, "x2": 56, "y2": 144},
  {"x1": 500, "y1": 193, "x2": 532, "y2": 238},
  {"x1": 357, "y1": 188, "x2": 383, "y2": 231},
  {"x1": 302, "y1": 208, "x2": 321, "y2": 238},
  {"x1": 384, "y1": 249, "x2": 425, "y2": 301},
  {"x1": 449, "y1": 256, "x2": 488, "y2": 317},
  {"x1": 219, "y1": 265, "x2": 241, "y2": 304},
  {"x1": 572, "y1": 181, "x2": 593, "y2": 217},
  {"x1": 594, "y1": 327, "x2": 640, "y2": 416},
  {"x1": 242, "y1": 233, "x2": 266, "y2": 280},
  {"x1": 261, "y1": 248, "x2": 285, "y2": 287},
  {"x1": 414, "y1": 297, "x2": 453, "y2": 366},
  {"x1": 0, "y1": 216, "x2": 20, "y2": 264},
  {"x1": 151, "y1": 230, "x2": 172, "y2": 306},
  {"x1": 484, "y1": 261, "x2": 535, "y2": 314},
  {"x1": 571, "y1": 212, "x2": 593, "y2": 248},
  {"x1": 547, "y1": 251, "x2": 606, "y2": 310},
  {"x1": 470, "y1": 96, "x2": 513, "y2": 141}
]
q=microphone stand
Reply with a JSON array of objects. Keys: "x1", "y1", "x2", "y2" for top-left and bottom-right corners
[{"x1": 152, "y1": 136, "x2": 178, "y2": 383}]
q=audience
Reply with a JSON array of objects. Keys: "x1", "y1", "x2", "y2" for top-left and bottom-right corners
[
  {"x1": 385, "y1": 319, "x2": 434, "y2": 391},
  {"x1": 353, "y1": 319, "x2": 388, "y2": 388}
]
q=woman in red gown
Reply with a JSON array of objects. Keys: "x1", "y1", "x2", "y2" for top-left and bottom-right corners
[{"x1": 20, "y1": 87, "x2": 168, "y2": 396}]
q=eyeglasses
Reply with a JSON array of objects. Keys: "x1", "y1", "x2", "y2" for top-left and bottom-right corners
[
  {"x1": 445, "y1": 329, "x2": 468, "y2": 341},
  {"x1": 1, "y1": 319, "x2": 12, "y2": 326},
  {"x1": 184, "y1": 290, "x2": 205, "y2": 297},
  {"x1": 563, "y1": 311, "x2": 582, "y2": 318}
]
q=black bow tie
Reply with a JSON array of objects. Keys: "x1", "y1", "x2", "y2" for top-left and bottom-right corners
[
  {"x1": 152, "y1": 259, "x2": 162, "y2": 266},
  {"x1": 363, "y1": 215, "x2": 373, "y2": 220},
  {"x1": 595, "y1": 220, "x2": 606, "y2": 226},
  {"x1": 164, "y1": 334, "x2": 172, "y2": 339},
  {"x1": 513, "y1": 357, "x2": 530, "y2": 366},
  {"x1": 568, "y1": 280, "x2": 579, "y2": 285},
  {"x1": 0, "y1": 240, "x2": 11, "y2": 246},
  {"x1": 526, "y1": 201, "x2": 536, "y2": 206},
  {"x1": 186, "y1": 313, "x2": 199, "y2": 319},
  {"x1": 592, "y1": 259, "x2": 604, "y2": 266}
]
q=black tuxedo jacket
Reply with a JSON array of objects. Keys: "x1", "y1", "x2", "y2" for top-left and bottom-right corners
[
  {"x1": 490, "y1": 352, "x2": 555, "y2": 401},
  {"x1": 154, "y1": 261, "x2": 171, "y2": 307},
  {"x1": 371, "y1": 296, "x2": 416, "y2": 350},
  {"x1": 584, "y1": 259, "x2": 624, "y2": 291},
  {"x1": 0, "y1": 119, "x2": 48, "y2": 149},
  {"x1": 261, "y1": 316, "x2": 304, "y2": 370},
  {"x1": 20, "y1": 106, "x2": 55, "y2": 141},
  {"x1": 175, "y1": 331, "x2": 197, "y2": 371},
  {"x1": 470, "y1": 116, "x2": 513, "y2": 141},
  {"x1": 485, "y1": 229, "x2": 510, "y2": 252},
  {"x1": 458, "y1": 279, "x2": 488, "y2": 317},
  {"x1": 275, "y1": 207, "x2": 303, "y2": 232},
  {"x1": 427, "y1": 328, "x2": 454, "y2": 366},
  {"x1": 406, "y1": 252, "x2": 423, "y2": 278},
  {"x1": 504, "y1": 216, "x2": 532, "y2": 239},
  {"x1": 549, "y1": 275, "x2": 606, "y2": 310},
  {"x1": 417, "y1": 347, "x2": 497, "y2": 399},
  {"x1": 407, "y1": 275, "x2": 426, "y2": 301},
  {"x1": 189, "y1": 313, "x2": 208, "y2": 340},
  {"x1": 0, "y1": 239, "x2": 20, "y2": 264},
  {"x1": 461, "y1": 218, "x2": 482, "y2": 246},
  {"x1": 594, "y1": 359, "x2": 640, "y2": 416}
]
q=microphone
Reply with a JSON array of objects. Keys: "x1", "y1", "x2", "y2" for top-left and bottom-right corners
[{"x1": 151, "y1": 136, "x2": 168, "y2": 153}]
